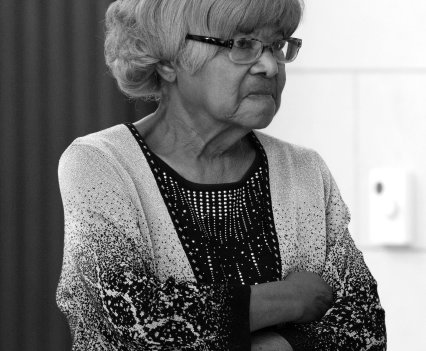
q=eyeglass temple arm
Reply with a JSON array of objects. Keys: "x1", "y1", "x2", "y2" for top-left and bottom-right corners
[{"x1": 186, "y1": 34, "x2": 234, "y2": 49}]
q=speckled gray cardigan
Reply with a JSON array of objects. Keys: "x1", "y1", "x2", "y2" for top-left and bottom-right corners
[{"x1": 57, "y1": 123, "x2": 386, "y2": 350}]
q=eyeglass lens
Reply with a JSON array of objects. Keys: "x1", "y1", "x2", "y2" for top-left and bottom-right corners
[{"x1": 230, "y1": 40, "x2": 298, "y2": 64}]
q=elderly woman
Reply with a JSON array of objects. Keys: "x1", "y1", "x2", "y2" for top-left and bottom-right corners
[{"x1": 56, "y1": 0, "x2": 386, "y2": 350}]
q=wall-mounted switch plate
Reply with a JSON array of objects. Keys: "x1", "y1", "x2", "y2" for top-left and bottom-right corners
[{"x1": 368, "y1": 168, "x2": 412, "y2": 246}]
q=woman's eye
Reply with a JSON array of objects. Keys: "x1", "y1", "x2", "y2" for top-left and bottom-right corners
[
  {"x1": 273, "y1": 41, "x2": 286, "y2": 50},
  {"x1": 235, "y1": 39, "x2": 253, "y2": 49}
]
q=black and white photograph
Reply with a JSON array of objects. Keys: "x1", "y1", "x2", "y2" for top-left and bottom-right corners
[{"x1": 1, "y1": 0, "x2": 425, "y2": 350}]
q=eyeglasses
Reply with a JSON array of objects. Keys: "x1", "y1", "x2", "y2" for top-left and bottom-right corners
[{"x1": 186, "y1": 34, "x2": 302, "y2": 65}]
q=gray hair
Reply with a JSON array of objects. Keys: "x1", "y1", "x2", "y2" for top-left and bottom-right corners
[{"x1": 105, "y1": 0, "x2": 304, "y2": 100}]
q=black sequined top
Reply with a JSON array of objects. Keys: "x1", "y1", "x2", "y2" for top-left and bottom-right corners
[{"x1": 126, "y1": 123, "x2": 282, "y2": 286}]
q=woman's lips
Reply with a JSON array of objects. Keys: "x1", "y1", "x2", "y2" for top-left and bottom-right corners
[
  {"x1": 246, "y1": 89, "x2": 274, "y2": 98},
  {"x1": 247, "y1": 93, "x2": 274, "y2": 99}
]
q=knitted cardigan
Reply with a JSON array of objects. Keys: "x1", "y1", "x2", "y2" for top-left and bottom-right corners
[{"x1": 56, "y1": 123, "x2": 386, "y2": 350}]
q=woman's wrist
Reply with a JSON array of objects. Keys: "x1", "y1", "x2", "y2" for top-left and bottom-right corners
[{"x1": 249, "y1": 281, "x2": 300, "y2": 331}]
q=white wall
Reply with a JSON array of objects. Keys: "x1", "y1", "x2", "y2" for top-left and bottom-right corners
[{"x1": 264, "y1": 1, "x2": 426, "y2": 350}]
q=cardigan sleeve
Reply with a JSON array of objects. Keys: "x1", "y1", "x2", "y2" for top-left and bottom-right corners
[
  {"x1": 275, "y1": 152, "x2": 387, "y2": 351},
  {"x1": 56, "y1": 143, "x2": 251, "y2": 351}
]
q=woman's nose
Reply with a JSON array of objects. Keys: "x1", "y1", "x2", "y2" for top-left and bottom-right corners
[{"x1": 250, "y1": 49, "x2": 279, "y2": 78}]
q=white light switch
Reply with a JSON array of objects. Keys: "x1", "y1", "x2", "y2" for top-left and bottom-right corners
[{"x1": 368, "y1": 168, "x2": 412, "y2": 246}]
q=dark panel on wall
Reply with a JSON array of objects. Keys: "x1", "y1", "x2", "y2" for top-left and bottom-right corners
[{"x1": 0, "y1": 1, "x2": 156, "y2": 350}]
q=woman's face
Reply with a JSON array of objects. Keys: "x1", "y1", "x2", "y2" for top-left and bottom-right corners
[{"x1": 175, "y1": 26, "x2": 286, "y2": 132}]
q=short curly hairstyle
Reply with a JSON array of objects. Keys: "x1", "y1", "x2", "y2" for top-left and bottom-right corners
[{"x1": 104, "y1": 0, "x2": 304, "y2": 100}]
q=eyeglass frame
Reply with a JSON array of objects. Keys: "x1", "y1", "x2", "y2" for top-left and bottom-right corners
[{"x1": 185, "y1": 34, "x2": 302, "y2": 64}]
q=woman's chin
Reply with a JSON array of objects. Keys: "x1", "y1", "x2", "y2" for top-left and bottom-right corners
[
  {"x1": 240, "y1": 98, "x2": 277, "y2": 128},
  {"x1": 253, "y1": 112, "x2": 276, "y2": 129},
  {"x1": 236, "y1": 109, "x2": 276, "y2": 130},
  {"x1": 223, "y1": 97, "x2": 277, "y2": 129}
]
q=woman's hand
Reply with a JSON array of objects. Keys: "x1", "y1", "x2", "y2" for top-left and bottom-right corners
[
  {"x1": 285, "y1": 271, "x2": 333, "y2": 323},
  {"x1": 251, "y1": 331, "x2": 293, "y2": 351},
  {"x1": 250, "y1": 271, "x2": 333, "y2": 331}
]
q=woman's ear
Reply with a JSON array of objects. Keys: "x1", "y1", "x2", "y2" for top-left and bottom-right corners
[{"x1": 155, "y1": 61, "x2": 177, "y2": 83}]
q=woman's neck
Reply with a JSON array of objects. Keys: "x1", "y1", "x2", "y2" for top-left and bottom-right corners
[
  {"x1": 133, "y1": 103, "x2": 256, "y2": 184},
  {"x1": 135, "y1": 100, "x2": 252, "y2": 162}
]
